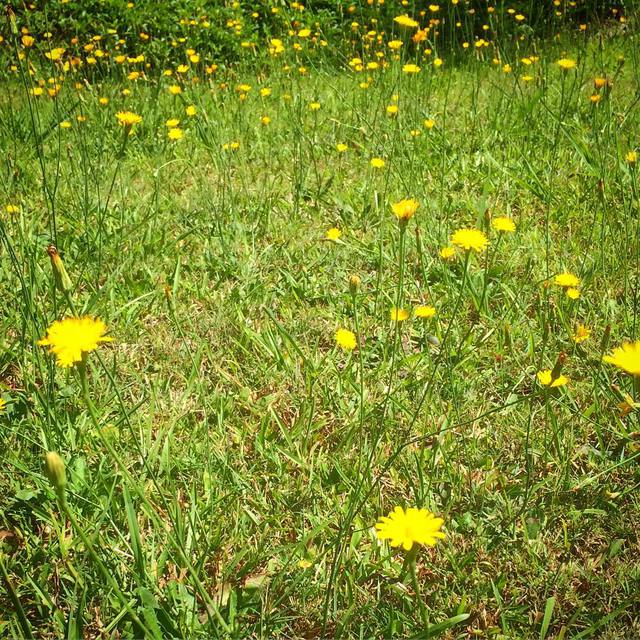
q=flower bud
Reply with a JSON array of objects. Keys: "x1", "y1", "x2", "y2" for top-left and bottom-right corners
[
  {"x1": 47, "y1": 245, "x2": 72, "y2": 293},
  {"x1": 44, "y1": 452, "x2": 67, "y2": 494},
  {"x1": 349, "y1": 274, "x2": 361, "y2": 295},
  {"x1": 551, "y1": 352, "x2": 566, "y2": 382}
]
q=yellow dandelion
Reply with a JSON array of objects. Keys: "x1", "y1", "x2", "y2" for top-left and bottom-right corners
[
  {"x1": 370, "y1": 158, "x2": 385, "y2": 169},
  {"x1": 537, "y1": 369, "x2": 569, "y2": 388},
  {"x1": 38, "y1": 317, "x2": 113, "y2": 368},
  {"x1": 391, "y1": 198, "x2": 419, "y2": 221},
  {"x1": 325, "y1": 227, "x2": 342, "y2": 241},
  {"x1": 451, "y1": 228, "x2": 489, "y2": 253},
  {"x1": 375, "y1": 506, "x2": 445, "y2": 551},
  {"x1": 554, "y1": 272, "x2": 580, "y2": 289},
  {"x1": 440, "y1": 246, "x2": 456, "y2": 260},
  {"x1": 557, "y1": 58, "x2": 577, "y2": 70},
  {"x1": 390, "y1": 307, "x2": 409, "y2": 322},
  {"x1": 116, "y1": 111, "x2": 142, "y2": 127},
  {"x1": 167, "y1": 127, "x2": 183, "y2": 140},
  {"x1": 572, "y1": 324, "x2": 591, "y2": 344},
  {"x1": 603, "y1": 341, "x2": 640, "y2": 376},
  {"x1": 335, "y1": 328, "x2": 357, "y2": 351},
  {"x1": 414, "y1": 305, "x2": 436, "y2": 319},
  {"x1": 491, "y1": 216, "x2": 516, "y2": 232}
]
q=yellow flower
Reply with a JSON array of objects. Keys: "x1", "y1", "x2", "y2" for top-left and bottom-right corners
[
  {"x1": 45, "y1": 47, "x2": 65, "y2": 61},
  {"x1": 566, "y1": 288, "x2": 580, "y2": 300},
  {"x1": 185, "y1": 105, "x2": 197, "y2": 117},
  {"x1": 386, "y1": 104, "x2": 398, "y2": 116},
  {"x1": 260, "y1": 87, "x2": 272, "y2": 97},
  {"x1": 370, "y1": 158, "x2": 385, "y2": 169},
  {"x1": 60, "y1": 121, "x2": 72, "y2": 129},
  {"x1": 440, "y1": 246, "x2": 456, "y2": 260},
  {"x1": 557, "y1": 58, "x2": 577, "y2": 70},
  {"x1": 491, "y1": 216, "x2": 516, "y2": 232},
  {"x1": 5, "y1": 204, "x2": 20, "y2": 214},
  {"x1": 391, "y1": 198, "x2": 419, "y2": 221},
  {"x1": 572, "y1": 324, "x2": 591, "y2": 343},
  {"x1": 375, "y1": 506, "x2": 445, "y2": 551},
  {"x1": 165, "y1": 118, "x2": 180, "y2": 128},
  {"x1": 394, "y1": 15, "x2": 419, "y2": 29},
  {"x1": 167, "y1": 127, "x2": 183, "y2": 140},
  {"x1": 451, "y1": 228, "x2": 489, "y2": 253},
  {"x1": 22, "y1": 35, "x2": 35, "y2": 47},
  {"x1": 414, "y1": 305, "x2": 436, "y2": 319},
  {"x1": 603, "y1": 341, "x2": 640, "y2": 376},
  {"x1": 554, "y1": 272, "x2": 580, "y2": 288},
  {"x1": 168, "y1": 85, "x2": 182, "y2": 95},
  {"x1": 423, "y1": 119, "x2": 435, "y2": 129},
  {"x1": 99, "y1": 97, "x2": 109, "y2": 105},
  {"x1": 626, "y1": 151, "x2": 637, "y2": 164},
  {"x1": 336, "y1": 143, "x2": 348, "y2": 153},
  {"x1": 335, "y1": 328, "x2": 357, "y2": 350},
  {"x1": 261, "y1": 115, "x2": 271, "y2": 125},
  {"x1": 537, "y1": 369, "x2": 569, "y2": 388},
  {"x1": 309, "y1": 102, "x2": 321, "y2": 111},
  {"x1": 38, "y1": 317, "x2": 113, "y2": 368},
  {"x1": 388, "y1": 40, "x2": 403, "y2": 50},
  {"x1": 390, "y1": 307, "x2": 409, "y2": 322},
  {"x1": 116, "y1": 111, "x2": 142, "y2": 127},
  {"x1": 325, "y1": 227, "x2": 342, "y2": 241},
  {"x1": 0, "y1": 398, "x2": 6, "y2": 414},
  {"x1": 402, "y1": 63, "x2": 421, "y2": 74},
  {"x1": 433, "y1": 58, "x2": 443, "y2": 68}
]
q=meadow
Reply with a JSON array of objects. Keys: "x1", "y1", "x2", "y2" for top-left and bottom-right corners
[{"x1": 1, "y1": 1, "x2": 640, "y2": 638}]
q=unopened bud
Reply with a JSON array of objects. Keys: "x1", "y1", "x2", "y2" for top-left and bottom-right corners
[
  {"x1": 349, "y1": 275, "x2": 361, "y2": 295},
  {"x1": 44, "y1": 452, "x2": 66, "y2": 494},
  {"x1": 600, "y1": 324, "x2": 611, "y2": 355},
  {"x1": 47, "y1": 245, "x2": 72, "y2": 293}
]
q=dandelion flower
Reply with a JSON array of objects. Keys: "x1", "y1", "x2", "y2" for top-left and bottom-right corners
[
  {"x1": 603, "y1": 341, "x2": 640, "y2": 376},
  {"x1": 537, "y1": 369, "x2": 568, "y2": 388},
  {"x1": 402, "y1": 63, "x2": 421, "y2": 74},
  {"x1": 491, "y1": 216, "x2": 516, "y2": 232},
  {"x1": 116, "y1": 111, "x2": 142, "y2": 127},
  {"x1": 451, "y1": 228, "x2": 489, "y2": 253},
  {"x1": 186, "y1": 105, "x2": 197, "y2": 116},
  {"x1": 440, "y1": 246, "x2": 456, "y2": 260},
  {"x1": 554, "y1": 272, "x2": 580, "y2": 288},
  {"x1": 38, "y1": 317, "x2": 113, "y2": 368},
  {"x1": 167, "y1": 127, "x2": 183, "y2": 140},
  {"x1": 572, "y1": 324, "x2": 591, "y2": 343},
  {"x1": 336, "y1": 143, "x2": 348, "y2": 153},
  {"x1": 566, "y1": 288, "x2": 580, "y2": 300},
  {"x1": 391, "y1": 198, "x2": 419, "y2": 221},
  {"x1": 626, "y1": 151, "x2": 637, "y2": 164},
  {"x1": 390, "y1": 307, "x2": 409, "y2": 322},
  {"x1": 414, "y1": 305, "x2": 436, "y2": 319},
  {"x1": 335, "y1": 328, "x2": 357, "y2": 350},
  {"x1": 370, "y1": 158, "x2": 385, "y2": 169},
  {"x1": 394, "y1": 15, "x2": 419, "y2": 29},
  {"x1": 0, "y1": 398, "x2": 6, "y2": 414},
  {"x1": 375, "y1": 506, "x2": 445, "y2": 551},
  {"x1": 325, "y1": 227, "x2": 342, "y2": 241},
  {"x1": 557, "y1": 58, "x2": 577, "y2": 70}
]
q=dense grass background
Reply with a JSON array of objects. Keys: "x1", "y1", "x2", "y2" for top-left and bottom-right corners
[{"x1": 1, "y1": 1, "x2": 640, "y2": 638}]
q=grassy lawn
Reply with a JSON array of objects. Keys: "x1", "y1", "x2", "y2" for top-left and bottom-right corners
[{"x1": 1, "y1": 5, "x2": 639, "y2": 638}]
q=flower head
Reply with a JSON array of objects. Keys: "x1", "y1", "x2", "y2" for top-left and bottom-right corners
[
  {"x1": 491, "y1": 216, "x2": 516, "y2": 232},
  {"x1": 390, "y1": 307, "x2": 409, "y2": 322},
  {"x1": 451, "y1": 228, "x2": 489, "y2": 253},
  {"x1": 391, "y1": 198, "x2": 419, "y2": 221},
  {"x1": 0, "y1": 398, "x2": 6, "y2": 414},
  {"x1": 325, "y1": 227, "x2": 342, "y2": 241},
  {"x1": 557, "y1": 58, "x2": 577, "y2": 70},
  {"x1": 335, "y1": 328, "x2": 357, "y2": 351},
  {"x1": 370, "y1": 157, "x2": 385, "y2": 169},
  {"x1": 414, "y1": 305, "x2": 436, "y2": 319},
  {"x1": 402, "y1": 63, "x2": 421, "y2": 74},
  {"x1": 537, "y1": 369, "x2": 568, "y2": 388},
  {"x1": 572, "y1": 324, "x2": 591, "y2": 343},
  {"x1": 440, "y1": 246, "x2": 456, "y2": 260},
  {"x1": 116, "y1": 111, "x2": 142, "y2": 128},
  {"x1": 554, "y1": 272, "x2": 580, "y2": 288},
  {"x1": 603, "y1": 341, "x2": 640, "y2": 376},
  {"x1": 394, "y1": 15, "x2": 419, "y2": 28},
  {"x1": 375, "y1": 506, "x2": 445, "y2": 551},
  {"x1": 38, "y1": 317, "x2": 113, "y2": 367},
  {"x1": 167, "y1": 127, "x2": 183, "y2": 140}
]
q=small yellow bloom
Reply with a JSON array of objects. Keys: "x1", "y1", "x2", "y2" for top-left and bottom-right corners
[
  {"x1": 626, "y1": 151, "x2": 637, "y2": 164},
  {"x1": 375, "y1": 506, "x2": 445, "y2": 551},
  {"x1": 554, "y1": 272, "x2": 580, "y2": 288},
  {"x1": 0, "y1": 398, "x2": 6, "y2": 414},
  {"x1": 414, "y1": 305, "x2": 436, "y2": 319},
  {"x1": 566, "y1": 288, "x2": 580, "y2": 300},
  {"x1": 390, "y1": 307, "x2": 409, "y2": 322},
  {"x1": 572, "y1": 324, "x2": 591, "y2": 344},
  {"x1": 391, "y1": 198, "x2": 419, "y2": 221},
  {"x1": 60, "y1": 121, "x2": 72, "y2": 129},
  {"x1": 5, "y1": 204, "x2": 20, "y2": 214},
  {"x1": 309, "y1": 102, "x2": 321, "y2": 111},
  {"x1": 325, "y1": 227, "x2": 342, "y2": 241},
  {"x1": 167, "y1": 127, "x2": 183, "y2": 140},
  {"x1": 261, "y1": 115, "x2": 271, "y2": 125},
  {"x1": 440, "y1": 246, "x2": 455, "y2": 260},
  {"x1": 537, "y1": 369, "x2": 569, "y2": 388},
  {"x1": 557, "y1": 58, "x2": 577, "y2": 70},
  {"x1": 402, "y1": 63, "x2": 421, "y2": 74},
  {"x1": 185, "y1": 105, "x2": 197, "y2": 117},
  {"x1": 165, "y1": 118, "x2": 180, "y2": 128},
  {"x1": 451, "y1": 228, "x2": 489, "y2": 253},
  {"x1": 335, "y1": 328, "x2": 357, "y2": 350},
  {"x1": 116, "y1": 111, "x2": 142, "y2": 127},
  {"x1": 491, "y1": 216, "x2": 516, "y2": 232},
  {"x1": 38, "y1": 317, "x2": 113, "y2": 368},
  {"x1": 370, "y1": 158, "x2": 385, "y2": 169},
  {"x1": 168, "y1": 84, "x2": 182, "y2": 95},
  {"x1": 336, "y1": 143, "x2": 348, "y2": 153}
]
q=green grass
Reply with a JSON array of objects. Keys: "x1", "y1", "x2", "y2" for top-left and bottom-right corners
[{"x1": 1, "y1": 8, "x2": 640, "y2": 639}]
